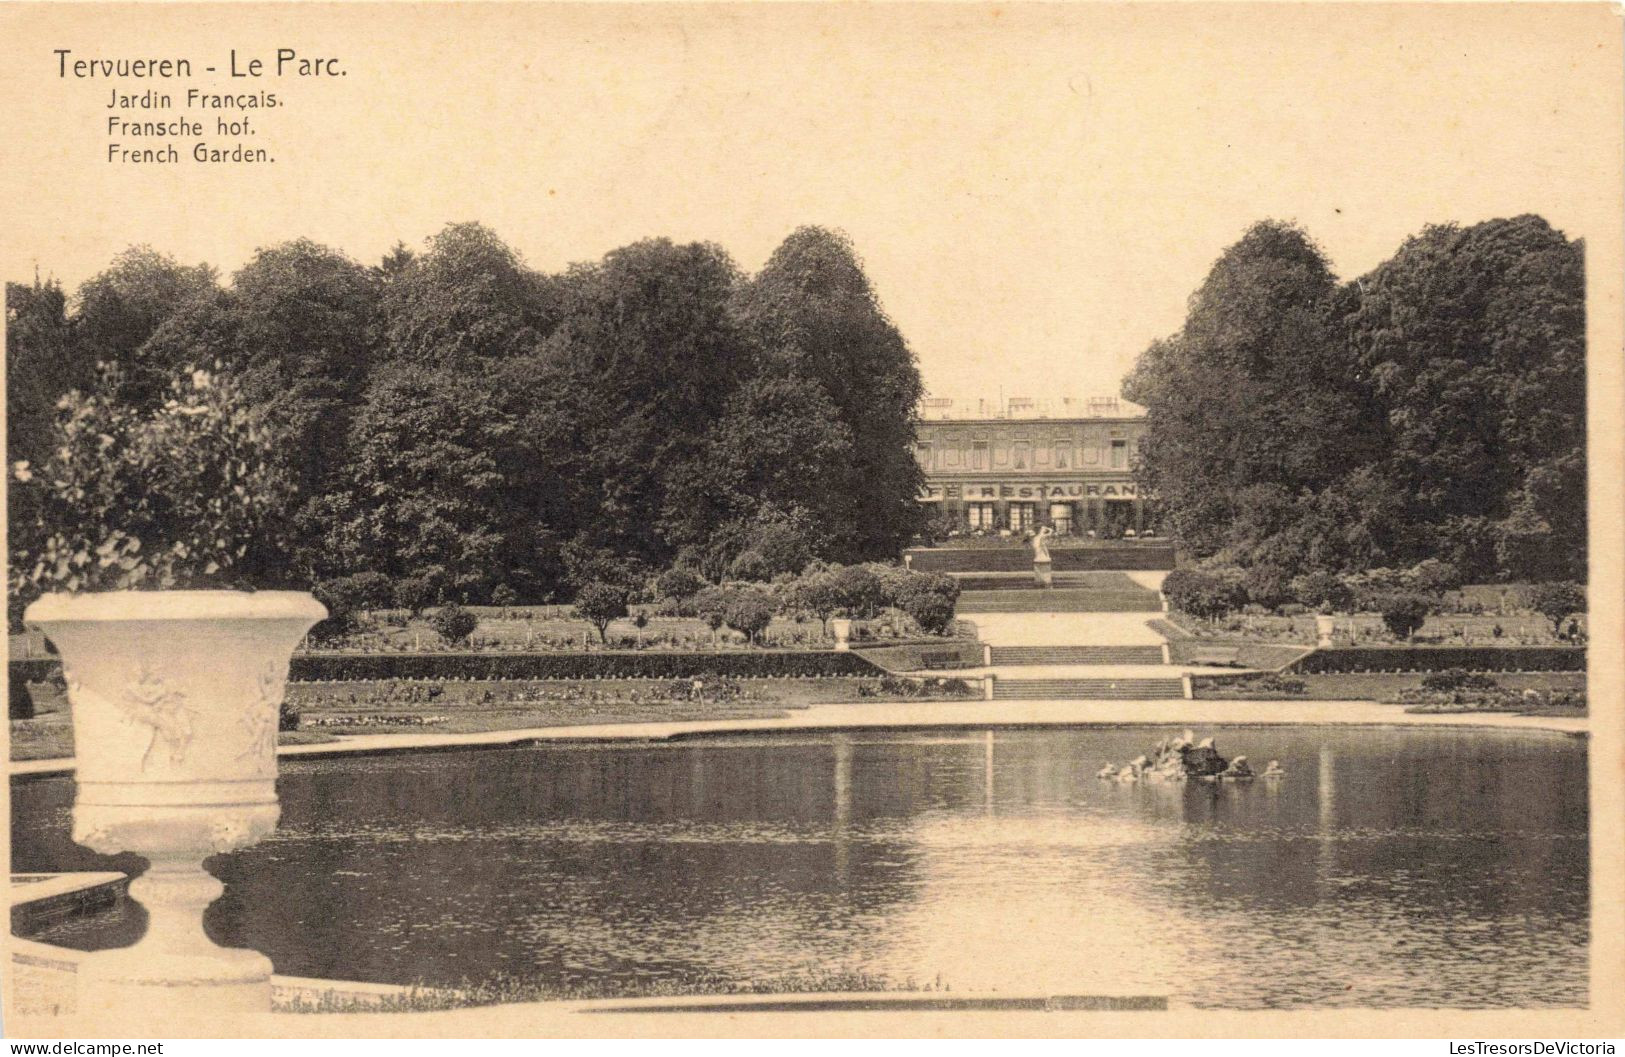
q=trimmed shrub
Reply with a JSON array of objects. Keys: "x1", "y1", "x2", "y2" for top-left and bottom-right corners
[
  {"x1": 431, "y1": 603, "x2": 478, "y2": 646},
  {"x1": 830, "y1": 565, "x2": 885, "y2": 618},
  {"x1": 1527, "y1": 581, "x2": 1586, "y2": 635},
  {"x1": 893, "y1": 573, "x2": 961, "y2": 635},
  {"x1": 490, "y1": 583, "x2": 520, "y2": 607},
  {"x1": 310, "y1": 577, "x2": 367, "y2": 642},
  {"x1": 393, "y1": 576, "x2": 436, "y2": 616},
  {"x1": 1291, "y1": 646, "x2": 1584, "y2": 674},
  {"x1": 1162, "y1": 568, "x2": 1244, "y2": 622},
  {"x1": 1371, "y1": 591, "x2": 1434, "y2": 639}
]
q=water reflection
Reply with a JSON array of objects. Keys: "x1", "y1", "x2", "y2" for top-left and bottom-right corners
[{"x1": 11, "y1": 726, "x2": 1587, "y2": 1008}]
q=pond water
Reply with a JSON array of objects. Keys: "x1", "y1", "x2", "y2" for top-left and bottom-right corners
[{"x1": 11, "y1": 726, "x2": 1588, "y2": 1009}]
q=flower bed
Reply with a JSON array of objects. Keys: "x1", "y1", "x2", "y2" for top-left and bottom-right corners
[{"x1": 287, "y1": 649, "x2": 884, "y2": 682}]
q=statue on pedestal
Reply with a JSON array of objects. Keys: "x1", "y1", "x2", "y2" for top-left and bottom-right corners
[{"x1": 1031, "y1": 525, "x2": 1053, "y2": 564}]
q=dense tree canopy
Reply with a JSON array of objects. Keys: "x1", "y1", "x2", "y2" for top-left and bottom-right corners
[
  {"x1": 1127, "y1": 215, "x2": 1586, "y2": 582},
  {"x1": 7, "y1": 223, "x2": 927, "y2": 606}
]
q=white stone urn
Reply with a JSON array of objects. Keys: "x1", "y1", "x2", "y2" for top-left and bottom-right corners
[
  {"x1": 1314, "y1": 612, "x2": 1337, "y2": 647},
  {"x1": 23, "y1": 590, "x2": 326, "y2": 1017},
  {"x1": 830, "y1": 617, "x2": 853, "y2": 651}
]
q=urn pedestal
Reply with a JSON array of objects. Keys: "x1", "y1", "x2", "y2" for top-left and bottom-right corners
[
  {"x1": 1033, "y1": 560, "x2": 1054, "y2": 588},
  {"x1": 23, "y1": 591, "x2": 326, "y2": 1018},
  {"x1": 830, "y1": 618, "x2": 853, "y2": 652}
]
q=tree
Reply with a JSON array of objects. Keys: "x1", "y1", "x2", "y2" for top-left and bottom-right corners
[
  {"x1": 1124, "y1": 222, "x2": 1377, "y2": 567},
  {"x1": 1527, "y1": 581, "x2": 1585, "y2": 636},
  {"x1": 6, "y1": 279, "x2": 92, "y2": 473},
  {"x1": 829, "y1": 564, "x2": 885, "y2": 618},
  {"x1": 431, "y1": 603, "x2": 479, "y2": 647},
  {"x1": 894, "y1": 573, "x2": 960, "y2": 635},
  {"x1": 379, "y1": 222, "x2": 556, "y2": 367},
  {"x1": 539, "y1": 238, "x2": 755, "y2": 568},
  {"x1": 733, "y1": 227, "x2": 925, "y2": 561},
  {"x1": 1349, "y1": 216, "x2": 1585, "y2": 580},
  {"x1": 790, "y1": 564, "x2": 845, "y2": 635},
  {"x1": 392, "y1": 575, "x2": 436, "y2": 615},
  {"x1": 1372, "y1": 592, "x2": 1433, "y2": 640},
  {"x1": 74, "y1": 247, "x2": 219, "y2": 407},
  {"x1": 723, "y1": 587, "x2": 775, "y2": 645},
  {"x1": 573, "y1": 581, "x2": 630, "y2": 643},
  {"x1": 322, "y1": 363, "x2": 512, "y2": 600}
]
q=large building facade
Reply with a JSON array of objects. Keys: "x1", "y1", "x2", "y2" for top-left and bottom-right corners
[{"x1": 914, "y1": 395, "x2": 1153, "y2": 536}]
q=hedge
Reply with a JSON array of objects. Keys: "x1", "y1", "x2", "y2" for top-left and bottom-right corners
[
  {"x1": 9, "y1": 650, "x2": 887, "y2": 699},
  {"x1": 1289, "y1": 646, "x2": 1584, "y2": 674}
]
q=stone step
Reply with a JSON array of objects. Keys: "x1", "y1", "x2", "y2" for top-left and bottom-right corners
[
  {"x1": 992, "y1": 678, "x2": 1185, "y2": 700},
  {"x1": 950, "y1": 572, "x2": 1145, "y2": 592},
  {"x1": 905, "y1": 546, "x2": 1178, "y2": 574},
  {"x1": 956, "y1": 590, "x2": 1163, "y2": 613},
  {"x1": 989, "y1": 645, "x2": 1166, "y2": 666}
]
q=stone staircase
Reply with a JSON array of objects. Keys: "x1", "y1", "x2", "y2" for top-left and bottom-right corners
[
  {"x1": 955, "y1": 589, "x2": 1163, "y2": 613},
  {"x1": 991, "y1": 677, "x2": 1185, "y2": 700},
  {"x1": 989, "y1": 645, "x2": 1165, "y2": 666}
]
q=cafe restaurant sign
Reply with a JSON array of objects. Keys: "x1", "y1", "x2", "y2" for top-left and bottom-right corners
[{"x1": 920, "y1": 481, "x2": 1139, "y2": 501}]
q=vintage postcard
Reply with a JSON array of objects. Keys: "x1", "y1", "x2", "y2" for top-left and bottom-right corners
[{"x1": 2, "y1": 1, "x2": 1622, "y2": 1041}]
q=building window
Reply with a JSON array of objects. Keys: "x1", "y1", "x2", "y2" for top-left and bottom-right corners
[
  {"x1": 1054, "y1": 442, "x2": 1070, "y2": 469},
  {"x1": 1110, "y1": 439, "x2": 1127, "y2": 469},
  {"x1": 1009, "y1": 502, "x2": 1036, "y2": 532},
  {"x1": 967, "y1": 502, "x2": 997, "y2": 530},
  {"x1": 971, "y1": 442, "x2": 989, "y2": 470}
]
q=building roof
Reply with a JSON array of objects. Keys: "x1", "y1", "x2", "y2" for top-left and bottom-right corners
[{"x1": 916, "y1": 395, "x2": 1146, "y2": 421}]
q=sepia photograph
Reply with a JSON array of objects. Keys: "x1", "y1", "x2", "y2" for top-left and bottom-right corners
[{"x1": 2, "y1": 1, "x2": 1622, "y2": 1041}]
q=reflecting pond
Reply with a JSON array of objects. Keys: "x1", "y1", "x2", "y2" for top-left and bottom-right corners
[{"x1": 11, "y1": 726, "x2": 1588, "y2": 1008}]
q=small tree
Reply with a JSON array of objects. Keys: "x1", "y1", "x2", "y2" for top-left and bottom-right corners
[
  {"x1": 894, "y1": 572, "x2": 961, "y2": 635},
  {"x1": 791, "y1": 565, "x2": 844, "y2": 635},
  {"x1": 311, "y1": 575, "x2": 369, "y2": 643},
  {"x1": 347, "y1": 571, "x2": 395, "y2": 610},
  {"x1": 723, "y1": 589, "x2": 775, "y2": 645},
  {"x1": 431, "y1": 602, "x2": 478, "y2": 647},
  {"x1": 633, "y1": 609, "x2": 649, "y2": 646},
  {"x1": 573, "y1": 581, "x2": 629, "y2": 644},
  {"x1": 393, "y1": 576, "x2": 436, "y2": 616},
  {"x1": 1527, "y1": 581, "x2": 1585, "y2": 637},
  {"x1": 490, "y1": 583, "x2": 519, "y2": 607},
  {"x1": 830, "y1": 564, "x2": 884, "y2": 618},
  {"x1": 1373, "y1": 591, "x2": 1433, "y2": 640}
]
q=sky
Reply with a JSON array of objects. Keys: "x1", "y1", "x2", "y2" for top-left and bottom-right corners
[{"x1": 1, "y1": 3, "x2": 1619, "y2": 402}]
